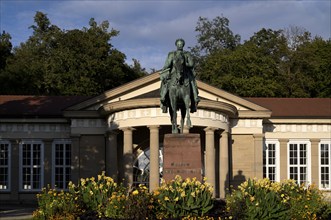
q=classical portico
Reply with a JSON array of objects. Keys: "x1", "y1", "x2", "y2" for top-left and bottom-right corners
[{"x1": 64, "y1": 72, "x2": 271, "y2": 198}]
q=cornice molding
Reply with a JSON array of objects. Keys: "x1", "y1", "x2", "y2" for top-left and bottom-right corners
[{"x1": 101, "y1": 98, "x2": 238, "y2": 117}]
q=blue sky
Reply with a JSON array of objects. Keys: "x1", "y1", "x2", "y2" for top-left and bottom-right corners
[{"x1": 1, "y1": 0, "x2": 330, "y2": 71}]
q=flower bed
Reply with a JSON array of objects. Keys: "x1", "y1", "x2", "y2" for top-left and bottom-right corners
[{"x1": 32, "y1": 173, "x2": 331, "y2": 220}]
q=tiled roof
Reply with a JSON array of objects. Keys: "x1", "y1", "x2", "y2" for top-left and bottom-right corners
[
  {"x1": 0, "y1": 95, "x2": 90, "y2": 118},
  {"x1": 247, "y1": 98, "x2": 331, "y2": 118},
  {"x1": 0, "y1": 95, "x2": 330, "y2": 118}
]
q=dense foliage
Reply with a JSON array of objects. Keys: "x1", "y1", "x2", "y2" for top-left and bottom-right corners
[
  {"x1": 32, "y1": 173, "x2": 214, "y2": 220},
  {"x1": 33, "y1": 174, "x2": 331, "y2": 220},
  {"x1": 154, "y1": 175, "x2": 214, "y2": 218},
  {"x1": 193, "y1": 16, "x2": 331, "y2": 98},
  {"x1": 0, "y1": 12, "x2": 146, "y2": 95},
  {"x1": 226, "y1": 178, "x2": 331, "y2": 220}
]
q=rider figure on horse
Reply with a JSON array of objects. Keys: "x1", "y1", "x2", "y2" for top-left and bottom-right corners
[{"x1": 160, "y1": 38, "x2": 200, "y2": 114}]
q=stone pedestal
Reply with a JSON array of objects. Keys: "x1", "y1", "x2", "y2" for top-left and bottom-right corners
[{"x1": 163, "y1": 134, "x2": 202, "y2": 182}]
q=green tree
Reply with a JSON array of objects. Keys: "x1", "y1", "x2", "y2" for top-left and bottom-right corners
[
  {"x1": 197, "y1": 28, "x2": 288, "y2": 97},
  {"x1": 192, "y1": 16, "x2": 241, "y2": 56},
  {"x1": 0, "y1": 12, "x2": 145, "y2": 95},
  {"x1": 0, "y1": 31, "x2": 13, "y2": 70},
  {"x1": 193, "y1": 15, "x2": 330, "y2": 98},
  {"x1": 280, "y1": 36, "x2": 331, "y2": 97}
]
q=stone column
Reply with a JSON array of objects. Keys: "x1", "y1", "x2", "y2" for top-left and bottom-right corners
[
  {"x1": 121, "y1": 127, "x2": 134, "y2": 186},
  {"x1": 106, "y1": 131, "x2": 119, "y2": 181},
  {"x1": 219, "y1": 130, "x2": 229, "y2": 198},
  {"x1": 279, "y1": 139, "x2": 288, "y2": 181},
  {"x1": 253, "y1": 134, "x2": 264, "y2": 179},
  {"x1": 10, "y1": 139, "x2": 19, "y2": 201},
  {"x1": 43, "y1": 139, "x2": 53, "y2": 187},
  {"x1": 148, "y1": 125, "x2": 159, "y2": 192},
  {"x1": 310, "y1": 139, "x2": 320, "y2": 186},
  {"x1": 71, "y1": 134, "x2": 81, "y2": 184},
  {"x1": 204, "y1": 127, "x2": 216, "y2": 197}
]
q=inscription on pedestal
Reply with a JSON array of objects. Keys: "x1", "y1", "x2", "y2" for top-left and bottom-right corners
[{"x1": 163, "y1": 134, "x2": 202, "y2": 182}]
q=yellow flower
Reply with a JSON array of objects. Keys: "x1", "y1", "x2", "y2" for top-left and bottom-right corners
[
  {"x1": 174, "y1": 197, "x2": 179, "y2": 201},
  {"x1": 164, "y1": 196, "x2": 170, "y2": 201},
  {"x1": 191, "y1": 192, "x2": 196, "y2": 197},
  {"x1": 250, "y1": 196, "x2": 255, "y2": 202},
  {"x1": 132, "y1": 190, "x2": 139, "y2": 196}
]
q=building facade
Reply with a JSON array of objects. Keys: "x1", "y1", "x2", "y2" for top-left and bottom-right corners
[{"x1": 0, "y1": 72, "x2": 330, "y2": 203}]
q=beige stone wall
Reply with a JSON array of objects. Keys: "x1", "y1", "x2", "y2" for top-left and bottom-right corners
[{"x1": 231, "y1": 134, "x2": 255, "y2": 188}]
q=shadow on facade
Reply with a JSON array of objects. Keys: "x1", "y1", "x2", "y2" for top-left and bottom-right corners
[{"x1": 232, "y1": 170, "x2": 246, "y2": 189}]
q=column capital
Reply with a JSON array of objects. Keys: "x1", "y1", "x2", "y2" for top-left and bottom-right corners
[
  {"x1": 253, "y1": 133, "x2": 264, "y2": 140},
  {"x1": 218, "y1": 129, "x2": 229, "y2": 135},
  {"x1": 204, "y1": 126, "x2": 218, "y2": 133},
  {"x1": 279, "y1": 138, "x2": 289, "y2": 144},
  {"x1": 120, "y1": 127, "x2": 136, "y2": 132},
  {"x1": 147, "y1": 125, "x2": 160, "y2": 130},
  {"x1": 43, "y1": 139, "x2": 54, "y2": 143},
  {"x1": 310, "y1": 138, "x2": 320, "y2": 143}
]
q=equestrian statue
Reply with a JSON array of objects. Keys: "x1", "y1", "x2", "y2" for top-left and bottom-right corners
[{"x1": 160, "y1": 38, "x2": 200, "y2": 133}]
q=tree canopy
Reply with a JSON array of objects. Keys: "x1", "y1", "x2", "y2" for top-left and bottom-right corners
[
  {"x1": 1, "y1": 13, "x2": 329, "y2": 98},
  {"x1": 193, "y1": 16, "x2": 331, "y2": 98},
  {"x1": 0, "y1": 12, "x2": 146, "y2": 95}
]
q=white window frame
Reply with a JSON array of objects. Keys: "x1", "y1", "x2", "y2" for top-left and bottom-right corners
[
  {"x1": 19, "y1": 140, "x2": 44, "y2": 191},
  {"x1": 0, "y1": 140, "x2": 11, "y2": 191},
  {"x1": 264, "y1": 140, "x2": 280, "y2": 182},
  {"x1": 319, "y1": 139, "x2": 331, "y2": 190},
  {"x1": 287, "y1": 139, "x2": 311, "y2": 186},
  {"x1": 52, "y1": 140, "x2": 72, "y2": 190}
]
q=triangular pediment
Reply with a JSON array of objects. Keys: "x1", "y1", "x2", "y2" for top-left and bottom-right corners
[{"x1": 65, "y1": 72, "x2": 271, "y2": 118}]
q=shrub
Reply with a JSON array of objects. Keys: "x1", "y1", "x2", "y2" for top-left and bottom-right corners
[
  {"x1": 74, "y1": 171, "x2": 127, "y2": 218},
  {"x1": 226, "y1": 178, "x2": 331, "y2": 220},
  {"x1": 33, "y1": 186, "x2": 81, "y2": 220},
  {"x1": 154, "y1": 175, "x2": 214, "y2": 219},
  {"x1": 33, "y1": 172, "x2": 127, "y2": 219},
  {"x1": 123, "y1": 184, "x2": 158, "y2": 219}
]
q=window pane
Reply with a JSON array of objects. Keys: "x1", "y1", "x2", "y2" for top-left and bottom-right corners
[
  {"x1": 54, "y1": 142, "x2": 71, "y2": 189},
  {"x1": 320, "y1": 143, "x2": 330, "y2": 189},
  {"x1": 21, "y1": 142, "x2": 42, "y2": 190}
]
